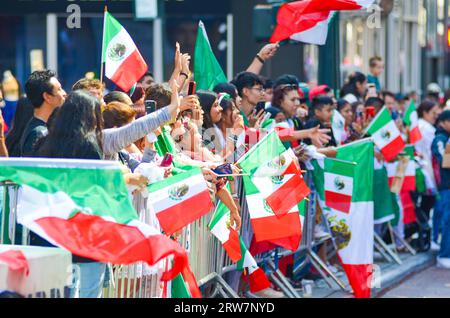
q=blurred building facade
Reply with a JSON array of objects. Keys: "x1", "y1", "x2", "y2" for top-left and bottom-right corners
[{"x1": 0, "y1": 0, "x2": 447, "y2": 95}]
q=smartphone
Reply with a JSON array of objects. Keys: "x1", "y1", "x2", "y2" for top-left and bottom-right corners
[
  {"x1": 188, "y1": 81, "x2": 196, "y2": 96},
  {"x1": 367, "y1": 84, "x2": 377, "y2": 97},
  {"x1": 160, "y1": 153, "x2": 173, "y2": 167},
  {"x1": 255, "y1": 101, "x2": 266, "y2": 113},
  {"x1": 365, "y1": 106, "x2": 375, "y2": 118},
  {"x1": 212, "y1": 163, "x2": 233, "y2": 175},
  {"x1": 145, "y1": 100, "x2": 156, "y2": 114}
]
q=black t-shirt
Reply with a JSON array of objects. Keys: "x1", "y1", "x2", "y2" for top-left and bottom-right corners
[
  {"x1": 304, "y1": 118, "x2": 337, "y2": 147},
  {"x1": 20, "y1": 117, "x2": 48, "y2": 157}
]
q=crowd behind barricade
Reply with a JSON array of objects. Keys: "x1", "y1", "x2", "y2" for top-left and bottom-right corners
[{"x1": 0, "y1": 42, "x2": 449, "y2": 299}]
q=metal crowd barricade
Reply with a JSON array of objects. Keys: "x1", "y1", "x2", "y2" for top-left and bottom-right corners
[
  {"x1": 0, "y1": 181, "x2": 29, "y2": 246},
  {"x1": 103, "y1": 193, "x2": 166, "y2": 298},
  {"x1": 216, "y1": 173, "x2": 349, "y2": 298}
]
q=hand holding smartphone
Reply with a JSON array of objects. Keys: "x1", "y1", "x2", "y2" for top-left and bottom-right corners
[
  {"x1": 160, "y1": 153, "x2": 173, "y2": 167},
  {"x1": 188, "y1": 81, "x2": 196, "y2": 96},
  {"x1": 145, "y1": 100, "x2": 156, "y2": 114}
]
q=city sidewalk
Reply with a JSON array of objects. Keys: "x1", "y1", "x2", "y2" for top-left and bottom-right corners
[{"x1": 298, "y1": 250, "x2": 436, "y2": 298}]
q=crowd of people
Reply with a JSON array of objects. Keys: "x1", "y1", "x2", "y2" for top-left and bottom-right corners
[{"x1": 0, "y1": 41, "x2": 449, "y2": 298}]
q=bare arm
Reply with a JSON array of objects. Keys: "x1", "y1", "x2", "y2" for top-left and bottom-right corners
[{"x1": 246, "y1": 43, "x2": 280, "y2": 75}]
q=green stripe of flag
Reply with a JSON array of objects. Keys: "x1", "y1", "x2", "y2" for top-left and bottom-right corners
[
  {"x1": 366, "y1": 107, "x2": 391, "y2": 135},
  {"x1": 336, "y1": 139, "x2": 374, "y2": 202},
  {"x1": 324, "y1": 158, "x2": 355, "y2": 178},
  {"x1": 102, "y1": 12, "x2": 123, "y2": 62},
  {"x1": 403, "y1": 100, "x2": 415, "y2": 126},
  {"x1": 0, "y1": 160, "x2": 137, "y2": 225},
  {"x1": 238, "y1": 131, "x2": 285, "y2": 174},
  {"x1": 147, "y1": 166, "x2": 201, "y2": 192}
]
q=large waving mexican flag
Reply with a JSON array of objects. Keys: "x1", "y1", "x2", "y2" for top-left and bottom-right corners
[
  {"x1": 311, "y1": 139, "x2": 374, "y2": 298},
  {"x1": 0, "y1": 158, "x2": 200, "y2": 297},
  {"x1": 102, "y1": 11, "x2": 148, "y2": 92}
]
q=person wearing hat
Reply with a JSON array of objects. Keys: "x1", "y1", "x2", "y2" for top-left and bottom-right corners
[{"x1": 431, "y1": 110, "x2": 450, "y2": 268}]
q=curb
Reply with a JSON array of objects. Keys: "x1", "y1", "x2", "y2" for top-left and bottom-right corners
[{"x1": 372, "y1": 252, "x2": 436, "y2": 298}]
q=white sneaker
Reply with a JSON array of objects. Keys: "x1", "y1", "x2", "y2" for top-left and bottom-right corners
[
  {"x1": 436, "y1": 257, "x2": 450, "y2": 269},
  {"x1": 314, "y1": 226, "x2": 331, "y2": 240},
  {"x1": 253, "y1": 287, "x2": 284, "y2": 298},
  {"x1": 431, "y1": 241, "x2": 441, "y2": 252}
]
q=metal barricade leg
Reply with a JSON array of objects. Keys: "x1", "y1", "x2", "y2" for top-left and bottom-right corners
[
  {"x1": 374, "y1": 232, "x2": 402, "y2": 264},
  {"x1": 308, "y1": 249, "x2": 348, "y2": 291},
  {"x1": 266, "y1": 259, "x2": 301, "y2": 298}
]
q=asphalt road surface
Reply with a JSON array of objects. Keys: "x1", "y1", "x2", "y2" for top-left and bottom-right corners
[{"x1": 380, "y1": 265, "x2": 450, "y2": 298}]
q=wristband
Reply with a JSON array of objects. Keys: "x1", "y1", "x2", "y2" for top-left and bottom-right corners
[
  {"x1": 256, "y1": 54, "x2": 265, "y2": 64},
  {"x1": 180, "y1": 72, "x2": 189, "y2": 79}
]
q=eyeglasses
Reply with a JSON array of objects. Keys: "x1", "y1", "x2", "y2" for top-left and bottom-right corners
[{"x1": 249, "y1": 86, "x2": 265, "y2": 93}]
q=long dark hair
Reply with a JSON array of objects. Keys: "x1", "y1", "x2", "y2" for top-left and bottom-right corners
[
  {"x1": 5, "y1": 97, "x2": 34, "y2": 157},
  {"x1": 340, "y1": 72, "x2": 366, "y2": 99},
  {"x1": 197, "y1": 90, "x2": 218, "y2": 130},
  {"x1": 37, "y1": 91, "x2": 104, "y2": 159}
]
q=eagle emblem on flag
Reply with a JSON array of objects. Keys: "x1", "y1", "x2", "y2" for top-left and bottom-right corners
[
  {"x1": 107, "y1": 42, "x2": 127, "y2": 61},
  {"x1": 168, "y1": 184, "x2": 189, "y2": 201}
]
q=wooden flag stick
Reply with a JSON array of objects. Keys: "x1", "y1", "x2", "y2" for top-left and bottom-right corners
[{"x1": 100, "y1": 5, "x2": 108, "y2": 84}]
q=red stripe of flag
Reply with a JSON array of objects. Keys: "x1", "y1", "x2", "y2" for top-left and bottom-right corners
[
  {"x1": 110, "y1": 50, "x2": 148, "y2": 92},
  {"x1": 381, "y1": 136, "x2": 405, "y2": 162},
  {"x1": 325, "y1": 190, "x2": 352, "y2": 213},
  {"x1": 252, "y1": 212, "x2": 301, "y2": 242},
  {"x1": 222, "y1": 228, "x2": 242, "y2": 262},
  {"x1": 36, "y1": 212, "x2": 189, "y2": 282},
  {"x1": 156, "y1": 190, "x2": 214, "y2": 235},
  {"x1": 409, "y1": 126, "x2": 422, "y2": 144},
  {"x1": 266, "y1": 174, "x2": 310, "y2": 217}
]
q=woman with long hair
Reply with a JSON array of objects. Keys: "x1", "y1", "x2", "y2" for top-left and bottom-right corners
[
  {"x1": 340, "y1": 72, "x2": 367, "y2": 103},
  {"x1": 5, "y1": 98, "x2": 34, "y2": 157}
]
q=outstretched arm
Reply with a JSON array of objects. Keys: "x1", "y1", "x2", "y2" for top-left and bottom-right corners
[{"x1": 246, "y1": 43, "x2": 280, "y2": 75}]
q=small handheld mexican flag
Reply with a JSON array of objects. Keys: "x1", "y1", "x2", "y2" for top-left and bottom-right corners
[
  {"x1": 324, "y1": 158, "x2": 356, "y2": 214},
  {"x1": 332, "y1": 109, "x2": 346, "y2": 145},
  {"x1": 238, "y1": 132, "x2": 310, "y2": 216},
  {"x1": 0, "y1": 158, "x2": 199, "y2": 294},
  {"x1": 147, "y1": 167, "x2": 214, "y2": 236},
  {"x1": 366, "y1": 106, "x2": 405, "y2": 162},
  {"x1": 403, "y1": 100, "x2": 422, "y2": 144},
  {"x1": 236, "y1": 238, "x2": 271, "y2": 293},
  {"x1": 385, "y1": 145, "x2": 416, "y2": 192},
  {"x1": 102, "y1": 11, "x2": 148, "y2": 92},
  {"x1": 208, "y1": 200, "x2": 242, "y2": 262}
]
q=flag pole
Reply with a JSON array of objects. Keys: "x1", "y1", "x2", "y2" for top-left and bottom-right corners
[{"x1": 100, "y1": 5, "x2": 108, "y2": 84}]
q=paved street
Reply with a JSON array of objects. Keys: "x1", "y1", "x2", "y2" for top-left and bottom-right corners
[{"x1": 380, "y1": 265, "x2": 450, "y2": 298}]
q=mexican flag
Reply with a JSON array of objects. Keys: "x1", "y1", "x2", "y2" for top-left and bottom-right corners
[
  {"x1": 238, "y1": 132, "x2": 310, "y2": 216},
  {"x1": 0, "y1": 158, "x2": 200, "y2": 296},
  {"x1": 194, "y1": 21, "x2": 227, "y2": 91},
  {"x1": 243, "y1": 176, "x2": 303, "y2": 251},
  {"x1": 147, "y1": 167, "x2": 214, "y2": 236},
  {"x1": 403, "y1": 100, "x2": 422, "y2": 144},
  {"x1": 366, "y1": 106, "x2": 405, "y2": 162},
  {"x1": 102, "y1": 11, "x2": 148, "y2": 92},
  {"x1": 237, "y1": 238, "x2": 271, "y2": 293},
  {"x1": 208, "y1": 200, "x2": 242, "y2": 262},
  {"x1": 324, "y1": 158, "x2": 355, "y2": 214},
  {"x1": 311, "y1": 139, "x2": 374, "y2": 298},
  {"x1": 270, "y1": 0, "x2": 374, "y2": 43},
  {"x1": 373, "y1": 159, "x2": 396, "y2": 224},
  {"x1": 385, "y1": 145, "x2": 416, "y2": 192},
  {"x1": 331, "y1": 109, "x2": 346, "y2": 145}
]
